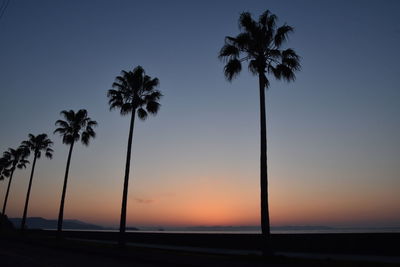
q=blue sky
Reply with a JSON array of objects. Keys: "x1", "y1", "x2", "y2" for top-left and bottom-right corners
[{"x1": 0, "y1": 0, "x2": 399, "y2": 227}]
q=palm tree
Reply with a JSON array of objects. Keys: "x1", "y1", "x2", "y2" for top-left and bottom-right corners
[
  {"x1": 54, "y1": 109, "x2": 97, "y2": 235},
  {"x1": 20, "y1": 134, "x2": 53, "y2": 230},
  {"x1": 0, "y1": 155, "x2": 10, "y2": 182},
  {"x1": 107, "y1": 66, "x2": 162, "y2": 246},
  {"x1": 1, "y1": 146, "x2": 30, "y2": 215},
  {"x1": 218, "y1": 10, "x2": 300, "y2": 248}
]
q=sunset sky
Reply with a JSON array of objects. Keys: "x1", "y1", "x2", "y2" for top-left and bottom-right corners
[{"x1": 0, "y1": 0, "x2": 399, "y2": 228}]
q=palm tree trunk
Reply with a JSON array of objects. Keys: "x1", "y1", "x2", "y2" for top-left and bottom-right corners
[
  {"x1": 21, "y1": 154, "x2": 37, "y2": 231},
  {"x1": 259, "y1": 73, "x2": 271, "y2": 248},
  {"x1": 57, "y1": 142, "x2": 74, "y2": 237},
  {"x1": 2, "y1": 168, "x2": 15, "y2": 215},
  {"x1": 119, "y1": 109, "x2": 136, "y2": 246}
]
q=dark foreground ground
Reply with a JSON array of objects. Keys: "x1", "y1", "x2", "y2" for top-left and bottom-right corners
[
  {"x1": 0, "y1": 233, "x2": 399, "y2": 267},
  {"x1": 29, "y1": 230, "x2": 400, "y2": 256}
]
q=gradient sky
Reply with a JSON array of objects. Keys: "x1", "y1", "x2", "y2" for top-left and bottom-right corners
[{"x1": 0, "y1": 0, "x2": 399, "y2": 228}]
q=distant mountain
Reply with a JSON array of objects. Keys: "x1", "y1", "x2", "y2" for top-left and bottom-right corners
[{"x1": 9, "y1": 217, "x2": 104, "y2": 230}]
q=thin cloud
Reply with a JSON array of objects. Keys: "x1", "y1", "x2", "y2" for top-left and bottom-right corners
[{"x1": 134, "y1": 198, "x2": 154, "y2": 204}]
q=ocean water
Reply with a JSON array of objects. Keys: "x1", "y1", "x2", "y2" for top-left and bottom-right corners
[
  {"x1": 62, "y1": 228, "x2": 400, "y2": 234},
  {"x1": 125, "y1": 229, "x2": 400, "y2": 234}
]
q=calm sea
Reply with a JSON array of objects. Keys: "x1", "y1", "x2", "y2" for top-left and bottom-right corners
[{"x1": 62, "y1": 228, "x2": 400, "y2": 234}]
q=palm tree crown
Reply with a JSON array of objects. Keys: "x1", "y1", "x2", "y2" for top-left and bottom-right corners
[
  {"x1": 107, "y1": 66, "x2": 162, "y2": 120},
  {"x1": 1, "y1": 145, "x2": 30, "y2": 215},
  {"x1": 0, "y1": 146, "x2": 29, "y2": 180},
  {"x1": 22, "y1": 134, "x2": 54, "y2": 159},
  {"x1": 218, "y1": 10, "x2": 300, "y2": 86},
  {"x1": 0, "y1": 155, "x2": 11, "y2": 181},
  {"x1": 54, "y1": 109, "x2": 97, "y2": 145}
]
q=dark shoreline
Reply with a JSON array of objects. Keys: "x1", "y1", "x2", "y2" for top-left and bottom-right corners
[{"x1": 28, "y1": 230, "x2": 400, "y2": 256}]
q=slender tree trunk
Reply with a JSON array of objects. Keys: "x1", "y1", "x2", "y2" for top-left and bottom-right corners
[
  {"x1": 119, "y1": 109, "x2": 136, "y2": 247},
  {"x1": 259, "y1": 73, "x2": 271, "y2": 252},
  {"x1": 57, "y1": 142, "x2": 74, "y2": 238},
  {"x1": 2, "y1": 168, "x2": 15, "y2": 215},
  {"x1": 21, "y1": 155, "x2": 37, "y2": 231}
]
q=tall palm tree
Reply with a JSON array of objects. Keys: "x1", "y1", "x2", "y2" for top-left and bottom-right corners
[
  {"x1": 218, "y1": 10, "x2": 300, "y2": 248},
  {"x1": 107, "y1": 66, "x2": 162, "y2": 246},
  {"x1": 1, "y1": 146, "x2": 29, "y2": 215},
  {"x1": 54, "y1": 109, "x2": 97, "y2": 235},
  {"x1": 20, "y1": 134, "x2": 53, "y2": 230}
]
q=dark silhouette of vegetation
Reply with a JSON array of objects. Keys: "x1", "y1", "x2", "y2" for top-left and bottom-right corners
[
  {"x1": 1, "y1": 146, "x2": 29, "y2": 216},
  {"x1": 0, "y1": 156, "x2": 9, "y2": 180},
  {"x1": 0, "y1": 213, "x2": 15, "y2": 232},
  {"x1": 107, "y1": 66, "x2": 162, "y2": 246},
  {"x1": 0, "y1": 154, "x2": 11, "y2": 182},
  {"x1": 54, "y1": 109, "x2": 97, "y2": 236},
  {"x1": 218, "y1": 10, "x2": 300, "y2": 250},
  {"x1": 20, "y1": 134, "x2": 53, "y2": 231}
]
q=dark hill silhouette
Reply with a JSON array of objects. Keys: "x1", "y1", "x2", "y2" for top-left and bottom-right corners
[
  {"x1": 0, "y1": 213, "x2": 15, "y2": 232},
  {"x1": 9, "y1": 217, "x2": 104, "y2": 230}
]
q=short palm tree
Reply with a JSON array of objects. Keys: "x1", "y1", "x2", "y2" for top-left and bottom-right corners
[
  {"x1": 1, "y1": 146, "x2": 29, "y2": 215},
  {"x1": 218, "y1": 10, "x2": 300, "y2": 248},
  {"x1": 54, "y1": 109, "x2": 97, "y2": 235},
  {"x1": 21, "y1": 134, "x2": 53, "y2": 230},
  {"x1": 107, "y1": 66, "x2": 162, "y2": 246},
  {"x1": 0, "y1": 155, "x2": 10, "y2": 181}
]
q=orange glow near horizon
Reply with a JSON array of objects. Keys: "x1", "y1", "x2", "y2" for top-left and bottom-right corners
[{"x1": 2, "y1": 160, "x2": 400, "y2": 228}]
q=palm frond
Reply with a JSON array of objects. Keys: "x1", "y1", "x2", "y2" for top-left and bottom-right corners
[
  {"x1": 55, "y1": 120, "x2": 69, "y2": 128},
  {"x1": 62, "y1": 135, "x2": 74, "y2": 145},
  {"x1": 274, "y1": 64, "x2": 296, "y2": 81},
  {"x1": 137, "y1": 108, "x2": 148, "y2": 121},
  {"x1": 143, "y1": 77, "x2": 159, "y2": 92},
  {"x1": 120, "y1": 103, "x2": 133, "y2": 115},
  {"x1": 144, "y1": 91, "x2": 163, "y2": 102},
  {"x1": 239, "y1": 12, "x2": 257, "y2": 35},
  {"x1": 218, "y1": 44, "x2": 240, "y2": 60},
  {"x1": 227, "y1": 33, "x2": 252, "y2": 51},
  {"x1": 248, "y1": 59, "x2": 261, "y2": 75},
  {"x1": 54, "y1": 127, "x2": 67, "y2": 134},
  {"x1": 146, "y1": 101, "x2": 160, "y2": 115},
  {"x1": 259, "y1": 10, "x2": 277, "y2": 32},
  {"x1": 81, "y1": 132, "x2": 90, "y2": 146},
  {"x1": 87, "y1": 120, "x2": 98, "y2": 127},
  {"x1": 274, "y1": 25, "x2": 294, "y2": 47},
  {"x1": 282, "y1": 57, "x2": 301, "y2": 70},
  {"x1": 224, "y1": 59, "x2": 242, "y2": 81},
  {"x1": 60, "y1": 110, "x2": 75, "y2": 122},
  {"x1": 269, "y1": 49, "x2": 281, "y2": 58}
]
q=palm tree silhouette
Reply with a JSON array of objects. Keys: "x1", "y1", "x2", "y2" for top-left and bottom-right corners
[
  {"x1": 218, "y1": 10, "x2": 300, "y2": 249},
  {"x1": 107, "y1": 66, "x2": 162, "y2": 246},
  {"x1": 20, "y1": 133, "x2": 53, "y2": 230},
  {"x1": 1, "y1": 146, "x2": 30, "y2": 215},
  {"x1": 0, "y1": 154, "x2": 11, "y2": 182},
  {"x1": 54, "y1": 109, "x2": 97, "y2": 236}
]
